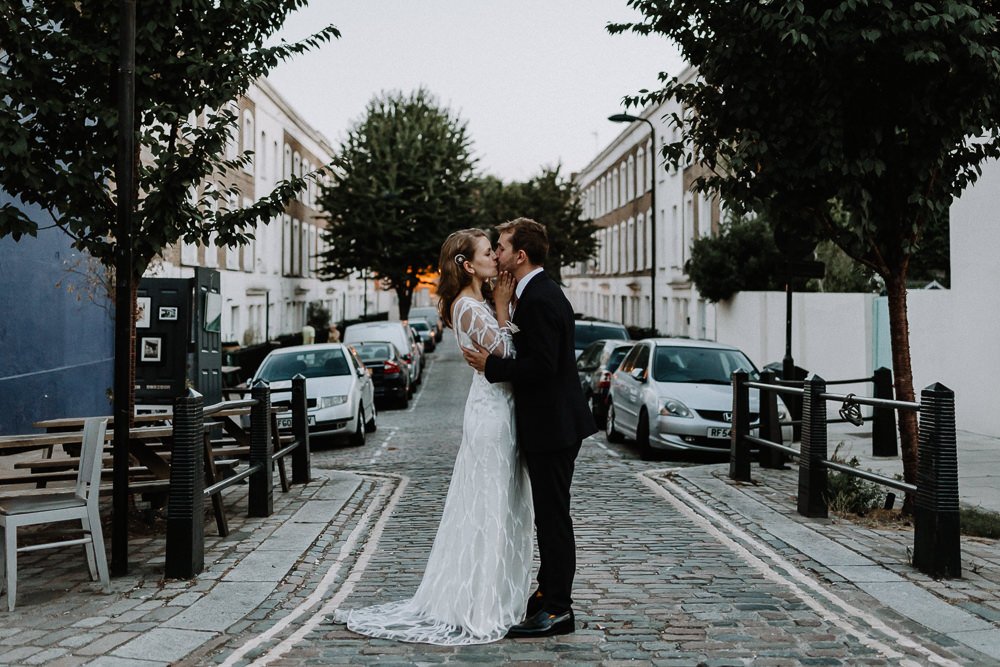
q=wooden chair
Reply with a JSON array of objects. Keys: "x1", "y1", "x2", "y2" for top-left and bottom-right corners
[{"x1": 0, "y1": 418, "x2": 111, "y2": 611}]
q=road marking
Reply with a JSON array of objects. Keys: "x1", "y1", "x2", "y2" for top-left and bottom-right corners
[
  {"x1": 405, "y1": 357, "x2": 433, "y2": 413},
  {"x1": 587, "y1": 436, "x2": 621, "y2": 458},
  {"x1": 638, "y1": 470, "x2": 959, "y2": 667},
  {"x1": 367, "y1": 428, "x2": 397, "y2": 466},
  {"x1": 221, "y1": 471, "x2": 409, "y2": 667}
]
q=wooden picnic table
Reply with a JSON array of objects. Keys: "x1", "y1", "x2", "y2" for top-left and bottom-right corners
[{"x1": 32, "y1": 412, "x2": 169, "y2": 431}]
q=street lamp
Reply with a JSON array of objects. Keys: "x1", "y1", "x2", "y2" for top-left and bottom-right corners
[{"x1": 608, "y1": 113, "x2": 656, "y2": 332}]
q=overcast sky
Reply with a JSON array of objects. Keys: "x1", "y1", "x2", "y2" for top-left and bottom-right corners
[{"x1": 268, "y1": 1, "x2": 686, "y2": 182}]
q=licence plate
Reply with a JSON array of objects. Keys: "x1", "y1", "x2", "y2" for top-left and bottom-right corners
[
  {"x1": 277, "y1": 415, "x2": 315, "y2": 429},
  {"x1": 707, "y1": 427, "x2": 731, "y2": 439}
]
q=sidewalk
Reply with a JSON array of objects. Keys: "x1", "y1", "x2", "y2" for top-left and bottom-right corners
[{"x1": 825, "y1": 422, "x2": 1000, "y2": 514}]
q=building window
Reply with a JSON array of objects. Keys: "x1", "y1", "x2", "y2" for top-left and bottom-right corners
[
  {"x1": 242, "y1": 109, "x2": 254, "y2": 174},
  {"x1": 637, "y1": 149, "x2": 646, "y2": 194},
  {"x1": 284, "y1": 144, "x2": 292, "y2": 179},
  {"x1": 627, "y1": 156, "x2": 635, "y2": 202},
  {"x1": 293, "y1": 152, "x2": 301, "y2": 178},
  {"x1": 282, "y1": 215, "x2": 292, "y2": 275},
  {"x1": 637, "y1": 214, "x2": 646, "y2": 270}
]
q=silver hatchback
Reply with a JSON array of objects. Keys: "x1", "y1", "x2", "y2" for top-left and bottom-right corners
[{"x1": 606, "y1": 338, "x2": 791, "y2": 458}]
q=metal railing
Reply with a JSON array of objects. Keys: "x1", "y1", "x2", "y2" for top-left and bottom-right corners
[
  {"x1": 773, "y1": 367, "x2": 898, "y2": 457},
  {"x1": 165, "y1": 375, "x2": 312, "y2": 579},
  {"x1": 730, "y1": 371, "x2": 961, "y2": 579}
]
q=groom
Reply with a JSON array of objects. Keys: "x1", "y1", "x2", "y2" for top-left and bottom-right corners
[{"x1": 463, "y1": 217, "x2": 597, "y2": 638}]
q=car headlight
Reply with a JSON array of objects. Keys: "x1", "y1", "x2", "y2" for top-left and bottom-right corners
[
  {"x1": 777, "y1": 403, "x2": 790, "y2": 421},
  {"x1": 659, "y1": 398, "x2": 692, "y2": 418},
  {"x1": 317, "y1": 395, "x2": 348, "y2": 409}
]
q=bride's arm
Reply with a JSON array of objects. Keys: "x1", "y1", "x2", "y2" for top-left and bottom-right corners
[{"x1": 454, "y1": 300, "x2": 514, "y2": 360}]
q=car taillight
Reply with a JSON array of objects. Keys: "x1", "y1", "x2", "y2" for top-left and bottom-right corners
[
  {"x1": 383, "y1": 360, "x2": 401, "y2": 374},
  {"x1": 597, "y1": 370, "x2": 612, "y2": 389}
]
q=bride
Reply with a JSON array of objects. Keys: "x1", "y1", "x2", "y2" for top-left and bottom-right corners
[{"x1": 334, "y1": 228, "x2": 534, "y2": 644}]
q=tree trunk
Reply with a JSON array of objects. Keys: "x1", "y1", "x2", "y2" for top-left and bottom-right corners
[
  {"x1": 884, "y1": 273, "x2": 918, "y2": 511},
  {"x1": 396, "y1": 286, "x2": 412, "y2": 321}
]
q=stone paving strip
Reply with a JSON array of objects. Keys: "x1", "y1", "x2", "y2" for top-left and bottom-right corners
[{"x1": 667, "y1": 465, "x2": 1000, "y2": 661}]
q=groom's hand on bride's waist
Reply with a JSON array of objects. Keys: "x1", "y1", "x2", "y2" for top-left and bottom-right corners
[{"x1": 462, "y1": 341, "x2": 489, "y2": 373}]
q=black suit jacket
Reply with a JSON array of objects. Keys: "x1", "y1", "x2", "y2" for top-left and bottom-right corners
[{"x1": 485, "y1": 272, "x2": 597, "y2": 452}]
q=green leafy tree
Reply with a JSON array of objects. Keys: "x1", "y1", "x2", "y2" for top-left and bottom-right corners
[
  {"x1": 612, "y1": 1, "x2": 1000, "y2": 494},
  {"x1": 474, "y1": 166, "x2": 597, "y2": 283},
  {"x1": 685, "y1": 215, "x2": 786, "y2": 302},
  {"x1": 0, "y1": 1, "x2": 338, "y2": 275},
  {"x1": 318, "y1": 89, "x2": 478, "y2": 319}
]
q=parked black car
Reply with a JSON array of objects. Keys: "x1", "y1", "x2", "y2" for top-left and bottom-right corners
[
  {"x1": 409, "y1": 318, "x2": 437, "y2": 353},
  {"x1": 576, "y1": 339, "x2": 635, "y2": 427},
  {"x1": 351, "y1": 341, "x2": 410, "y2": 409}
]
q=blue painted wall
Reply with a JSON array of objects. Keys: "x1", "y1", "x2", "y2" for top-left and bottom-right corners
[{"x1": 0, "y1": 193, "x2": 114, "y2": 434}]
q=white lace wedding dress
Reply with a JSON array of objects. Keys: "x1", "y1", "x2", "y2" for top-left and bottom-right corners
[{"x1": 334, "y1": 296, "x2": 534, "y2": 644}]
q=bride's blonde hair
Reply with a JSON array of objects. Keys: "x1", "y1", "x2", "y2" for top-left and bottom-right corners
[{"x1": 437, "y1": 228, "x2": 490, "y2": 329}]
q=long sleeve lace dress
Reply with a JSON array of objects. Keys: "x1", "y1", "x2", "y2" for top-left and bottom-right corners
[{"x1": 334, "y1": 296, "x2": 534, "y2": 644}]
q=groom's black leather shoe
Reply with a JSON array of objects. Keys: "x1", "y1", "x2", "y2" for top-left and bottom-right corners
[
  {"x1": 506, "y1": 609, "x2": 575, "y2": 638},
  {"x1": 525, "y1": 590, "x2": 545, "y2": 617}
]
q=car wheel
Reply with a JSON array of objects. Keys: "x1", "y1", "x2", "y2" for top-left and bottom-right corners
[
  {"x1": 365, "y1": 403, "x2": 377, "y2": 433},
  {"x1": 349, "y1": 408, "x2": 366, "y2": 447},
  {"x1": 636, "y1": 408, "x2": 654, "y2": 460},
  {"x1": 606, "y1": 403, "x2": 625, "y2": 443}
]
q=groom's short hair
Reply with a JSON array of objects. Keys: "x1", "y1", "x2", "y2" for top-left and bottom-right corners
[{"x1": 496, "y1": 218, "x2": 548, "y2": 265}]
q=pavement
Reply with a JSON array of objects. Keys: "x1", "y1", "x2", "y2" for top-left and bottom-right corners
[{"x1": 0, "y1": 336, "x2": 997, "y2": 665}]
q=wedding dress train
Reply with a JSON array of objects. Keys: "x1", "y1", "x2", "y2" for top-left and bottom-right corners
[{"x1": 334, "y1": 296, "x2": 534, "y2": 644}]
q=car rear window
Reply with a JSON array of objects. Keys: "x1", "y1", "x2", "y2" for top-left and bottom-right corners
[
  {"x1": 574, "y1": 323, "x2": 629, "y2": 349},
  {"x1": 354, "y1": 343, "x2": 391, "y2": 362}
]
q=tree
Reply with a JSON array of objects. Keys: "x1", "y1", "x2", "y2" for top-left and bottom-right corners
[
  {"x1": 685, "y1": 215, "x2": 786, "y2": 302},
  {"x1": 318, "y1": 89, "x2": 478, "y2": 319},
  {"x1": 473, "y1": 166, "x2": 597, "y2": 283},
  {"x1": 0, "y1": 1, "x2": 337, "y2": 275},
  {"x1": 612, "y1": 1, "x2": 1000, "y2": 495}
]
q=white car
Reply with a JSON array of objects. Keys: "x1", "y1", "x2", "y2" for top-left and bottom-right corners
[
  {"x1": 606, "y1": 338, "x2": 792, "y2": 459},
  {"x1": 252, "y1": 343, "x2": 376, "y2": 446}
]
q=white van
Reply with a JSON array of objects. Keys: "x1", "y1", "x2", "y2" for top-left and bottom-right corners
[{"x1": 343, "y1": 321, "x2": 422, "y2": 387}]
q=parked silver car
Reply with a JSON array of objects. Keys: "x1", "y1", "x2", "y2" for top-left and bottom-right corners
[
  {"x1": 252, "y1": 343, "x2": 376, "y2": 446},
  {"x1": 606, "y1": 338, "x2": 791, "y2": 459}
]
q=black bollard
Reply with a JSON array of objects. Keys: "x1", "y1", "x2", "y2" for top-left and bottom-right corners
[
  {"x1": 166, "y1": 388, "x2": 205, "y2": 579},
  {"x1": 872, "y1": 367, "x2": 898, "y2": 457},
  {"x1": 912, "y1": 383, "x2": 962, "y2": 578},
  {"x1": 758, "y1": 370, "x2": 787, "y2": 469},
  {"x1": 729, "y1": 370, "x2": 752, "y2": 482},
  {"x1": 248, "y1": 380, "x2": 274, "y2": 518},
  {"x1": 291, "y1": 374, "x2": 311, "y2": 484},
  {"x1": 797, "y1": 375, "x2": 828, "y2": 518}
]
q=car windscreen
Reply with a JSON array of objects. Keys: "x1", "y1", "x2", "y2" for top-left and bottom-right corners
[
  {"x1": 652, "y1": 346, "x2": 759, "y2": 384},
  {"x1": 574, "y1": 324, "x2": 629, "y2": 349},
  {"x1": 257, "y1": 350, "x2": 351, "y2": 381}
]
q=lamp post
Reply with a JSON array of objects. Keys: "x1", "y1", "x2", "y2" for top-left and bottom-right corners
[{"x1": 608, "y1": 113, "x2": 656, "y2": 332}]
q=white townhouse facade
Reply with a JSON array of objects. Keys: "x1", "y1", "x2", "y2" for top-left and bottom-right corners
[
  {"x1": 563, "y1": 66, "x2": 717, "y2": 339},
  {"x1": 153, "y1": 78, "x2": 394, "y2": 344}
]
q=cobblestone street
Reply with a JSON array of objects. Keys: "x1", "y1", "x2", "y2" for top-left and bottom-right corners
[{"x1": 195, "y1": 336, "x2": 985, "y2": 666}]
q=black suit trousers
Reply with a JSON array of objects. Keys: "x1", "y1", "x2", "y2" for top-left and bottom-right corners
[{"x1": 524, "y1": 441, "x2": 581, "y2": 615}]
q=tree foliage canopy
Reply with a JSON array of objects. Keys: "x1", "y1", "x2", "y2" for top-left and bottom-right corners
[
  {"x1": 0, "y1": 1, "x2": 338, "y2": 276},
  {"x1": 611, "y1": 1, "x2": 998, "y2": 280},
  {"x1": 318, "y1": 89, "x2": 478, "y2": 318},
  {"x1": 473, "y1": 166, "x2": 597, "y2": 283}
]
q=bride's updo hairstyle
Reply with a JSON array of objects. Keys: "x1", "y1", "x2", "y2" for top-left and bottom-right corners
[{"x1": 437, "y1": 228, "x2": 490, "y2": 329}]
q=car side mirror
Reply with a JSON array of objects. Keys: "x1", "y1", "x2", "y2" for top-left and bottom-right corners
[{"x1": 630, "y1": 367, "x2": 647, "y2": 382}]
